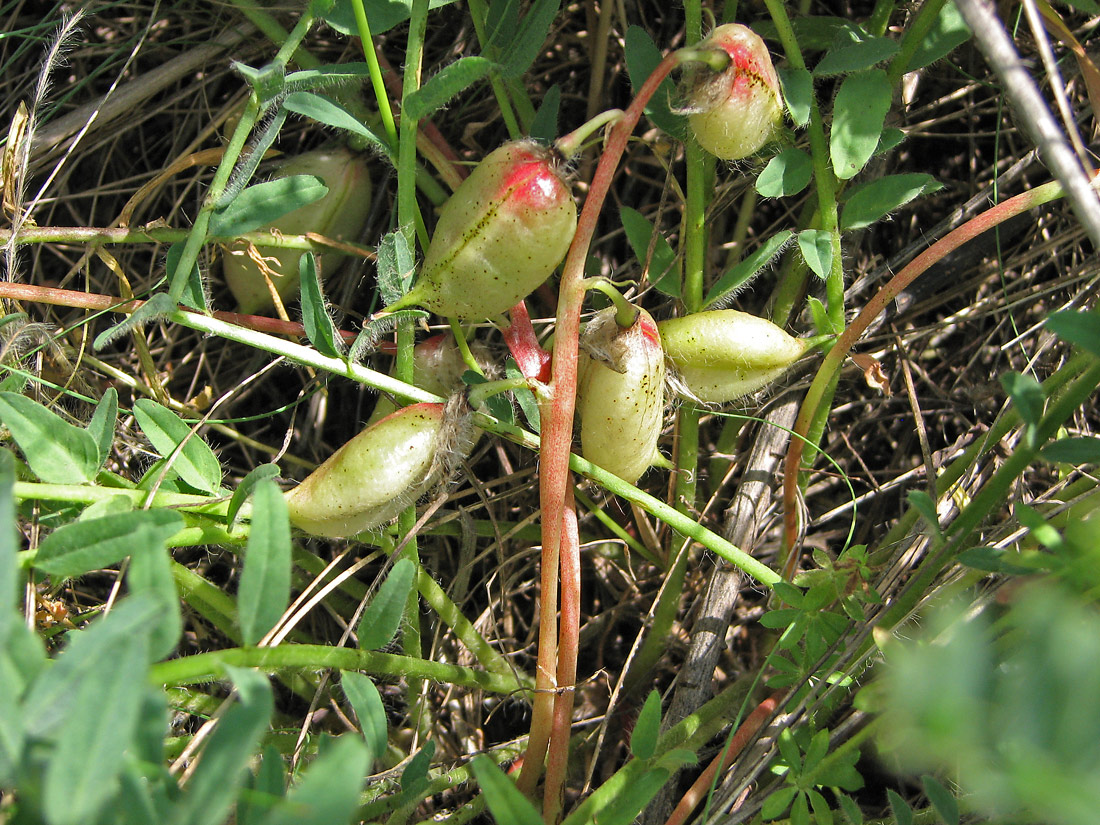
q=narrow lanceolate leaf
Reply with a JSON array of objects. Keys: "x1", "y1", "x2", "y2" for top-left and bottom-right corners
[
  {"x1": 906, "y1": 1, "x2": 971, "y2": 72},
  {"x1": 170, "y1": 666, "x2": 272, "y2": 825},
  {"x1": 23, "y1": 595, "x2": 161, "y2": 739},
  {"x1": 778, "y1": 66, "x2": 813, "y2": 127},
  {"x1": 1048, "y1": 309, "x2": 1100, "y2": 356},
  {"x1": 283, "y1": 92, "x2": 389, "y2": 152},
  {"x1": 1041, "y1": 436, "x2": 1100, "y2": 464},
  {"x1": 830, "y1": 69, "x2": 891, "y2": 180},
  {"x1": 127, "y1": 544, "x2": 183, "y2": 661},
  {"x1": 168, "y1": 241, "x2": 209, "y2": 312},
  {"x1": 263, "y1": 735, "x2": 370, "y2": 825},
  {"x1": 228, "y1": 463, "x2": 280, "y2": 528},
  {"x1": 630, "y1": 690, "x2": 662, "y2": 760},
  {"x1": 0, "y1": 450, "x2": 16, "y2": 629},
  {"x1": 357, "y1": 558, "x2": 416, "y2": 650},
  {"x1": 471, "y1": 755, "x2": 543, "y2": 825},
  {"x1": 0, "y1": 391, "x2": 99, "y2": 484},
  {"x1": 756, "y1": 148, "x2": 813, "y2": 198},
  {"x1": 42, "y1": 619, "x2": 150, "y2": 825},
  {"x1": 840, "y1": 173, "x2": 941, "y2": 231},
  {"x1": 321, "y1": 0, "x2": 461, "y2": 37},
  {"x1": 35, "y1": 509, "x2": 184, "y2": 580},
  {"x1": 299, "y1": 252, "x2": 344, "y2": 357},
  {"x1": 238, "y1": 479, "x2": 291, "y2": 646},
  {"x1": 620, "y1": 206, "x2": 678, "y2": 297},
  {"x1": 210, "y1": 175, "x2": 328, "y2": 237},
  {"x1": 921, "y1": 774, "x2": 960, "y2": 825},
  {"x1": 93, "y1": 292, "x2": 177, "y2": 351},
  {"x1": 133, "y1": 399, "x2": 222, "y2": 494},
  {"x1": 624, "y1": 25, "x2": 683, "y2": 137},
  {"x1": 376, "y1": 229, "x2": 417, "y2": 305},
  {"x1": 405, "y1": 56, "x2": 495, "y2": 120},
  {"x1": 341, "y1": 671, "x2": 388, "y2": 759},
  {"x1": 814, "y1": 33, "x2": 899, "y2": 76},
  {"x1": 705, "y1": 230, "x2": 793, "y2": 308},
  {"x1": 87, "y1": 387, "x2": 118, "y2": 470},
  {"x1": 0, "y1": 660, "x2": 22, "y2": 786},
  {"x1": 798, "y1": 229, "x2": 834, "y2": 280},
  {"x1": 499, "y1": 0, "x2": 561, "y2": 78}
]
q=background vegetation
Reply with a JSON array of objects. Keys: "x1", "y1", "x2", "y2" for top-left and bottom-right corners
[{"x1": 1, "y1": 1, "x2": 1100, "y2": 824}]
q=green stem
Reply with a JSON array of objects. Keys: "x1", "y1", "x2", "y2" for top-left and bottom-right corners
[
  {"x1": 168, "y1": 93, "x2": 260, "y2": 302},
  {"x1": 11, "y1": 293, "x2": 782, "y2": 586},
  {"x1": 584, "y1": 278, "x2": 638, "y2": 327},
  {"x1": 149, "y1": 643, "x2": 523, "y2": 693},
  {"x1": 887, "y1": 0, "x2": 948, "y2": 84},
  {"x1": 417, "y1": 569, "x2": 530, "y2": 686},
  {"x1": 397, "y1": 0, "x2": 432, "y2": 741},
  {"x1": 350, "y1": 0, "x2": 399, "y2": 148}
]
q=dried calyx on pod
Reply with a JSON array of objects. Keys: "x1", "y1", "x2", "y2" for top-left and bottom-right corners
[
  {"x1": 285, "y1": 396, "x2": 474, "y2": 538},
  {"x1": 658, "y1": 309, "x2": 812, "y2": 403},
  {"x1": 685, "y1": 24, "x2": 782, "y2": 160},
  {"x1": 576, "y1": 306, "x2": 666, "y2": 484},
  {"x1": 224, "y1": 147, "x2": 372, "y2": 315},
  {"x1": 390, "y1": 140, "x2": 577, "y2": 320}
]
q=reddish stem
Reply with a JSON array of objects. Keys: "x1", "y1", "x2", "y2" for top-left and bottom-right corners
[
  {"x1": 663, "y1": 692, "x2": 784, "y2": 825},
  {"x1": 543, "y1": 482, "x2": 580, "y2": 823},
  {"x1": 0, "y1": 280, "x2": 358, "y2": 343},
  {"x1": 502, "y1": 300, "x2": 552, "y2": 383},
  {"x1": 518, "y1": 47, "x2": 688, "y2": 805},
  {"x1": 779, "y1": 179, "x2": 1065, "y2": 573}
]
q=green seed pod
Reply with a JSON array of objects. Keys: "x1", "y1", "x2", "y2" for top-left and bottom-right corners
[
  {"x1": 687, "y1": 24, "x2": 782, "y2": 161},
  {"x1": 367, "y1": 333, "x2": 479, "y2": 425},
  {"x1": 285, "y1": 400, "x2": 470, "y2": 538},
  {"x1": 224, "y1": 147, "x2": 372, "y2": 315},
  {"x1": 396, "y1": 140, "x2": 577, "y2": 320},
  {"x1": 577, "y1": 307, "x2": 666, "y2": 484},
  {"x1": 658, "y1": 309, "x2": 810, "y2": 403}
]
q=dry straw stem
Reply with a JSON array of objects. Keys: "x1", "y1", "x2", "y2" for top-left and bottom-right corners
[{"x1": 953, "y1": 0, "x2": 1100, "y2": 245}]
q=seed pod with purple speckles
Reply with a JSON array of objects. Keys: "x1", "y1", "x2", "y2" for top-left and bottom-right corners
[
  {"x1": 393, "y1": 140, "x2": 577, "y2": 320},
  {"x1": 576, "y1": 306, "x2": 666, "y2": 484}
]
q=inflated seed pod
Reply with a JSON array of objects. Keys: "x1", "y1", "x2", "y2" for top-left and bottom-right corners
[
  {"x1": 394, "y1": 140, "x2": 577, "y2": 320},
  {"x1": 224, "y1": 147, "x2": 372, "y2": 315},
  {"x1": 576, "y1": 307, "x2": 666, "y2": 484},
  {"x1": 367, "y1": 333, "x2": 477, "y2": 425},
  {"x1": 658, "y1": 309, "x2": 810, "y2": 403},
  {"x1": 285, "y1": 400, "x2": 471, "y2": 538},
  {"x1": 687, "y1": 24, "x2": 782, "y2": 160}
]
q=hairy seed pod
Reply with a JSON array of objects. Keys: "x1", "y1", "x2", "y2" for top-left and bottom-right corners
[
  {"x1": 577, "y1": 307, "x2": 666, "y2": 484},
  {"x1": 658, "y1": 310, "x2": 809, "y2": 403},
  {"x1": 224, "y1": 148, "x2": 372, "y2": 315},
  {"x1": 687, "y1": 24, "x2": 782, "y2": 160},
  {"x1": 285, "y1": 400, "x2": 471, "y2": 538},
  {"x1": 367, "y1": 333, "x2": 482, "y2": 425},
  {"x1": 396, "y1": 140, "x2": 577, "y2": 320}
]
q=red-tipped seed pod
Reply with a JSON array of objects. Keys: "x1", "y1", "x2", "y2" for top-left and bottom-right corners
[
  {"x1": 687, "y1": 24, "x2": 782, "y2": 160},
  {"x1": 224, "y1": 148, "x2": 372, "y2": 315},
  {"x1": 367, "y1": 333, "x2": 484, "y2": 425},
  {"x1": 576, "y1": 307, "x2": 666, "y2": 484},
  {"x1": 285, "y1": 400, "x2": 471, "y2": 538},
  {"x1": 396, "y1": 140, "x2": 577, "y2": 320},
  {"x1": 658, "y1": 309, "x2": 811, "y2": 403}
]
